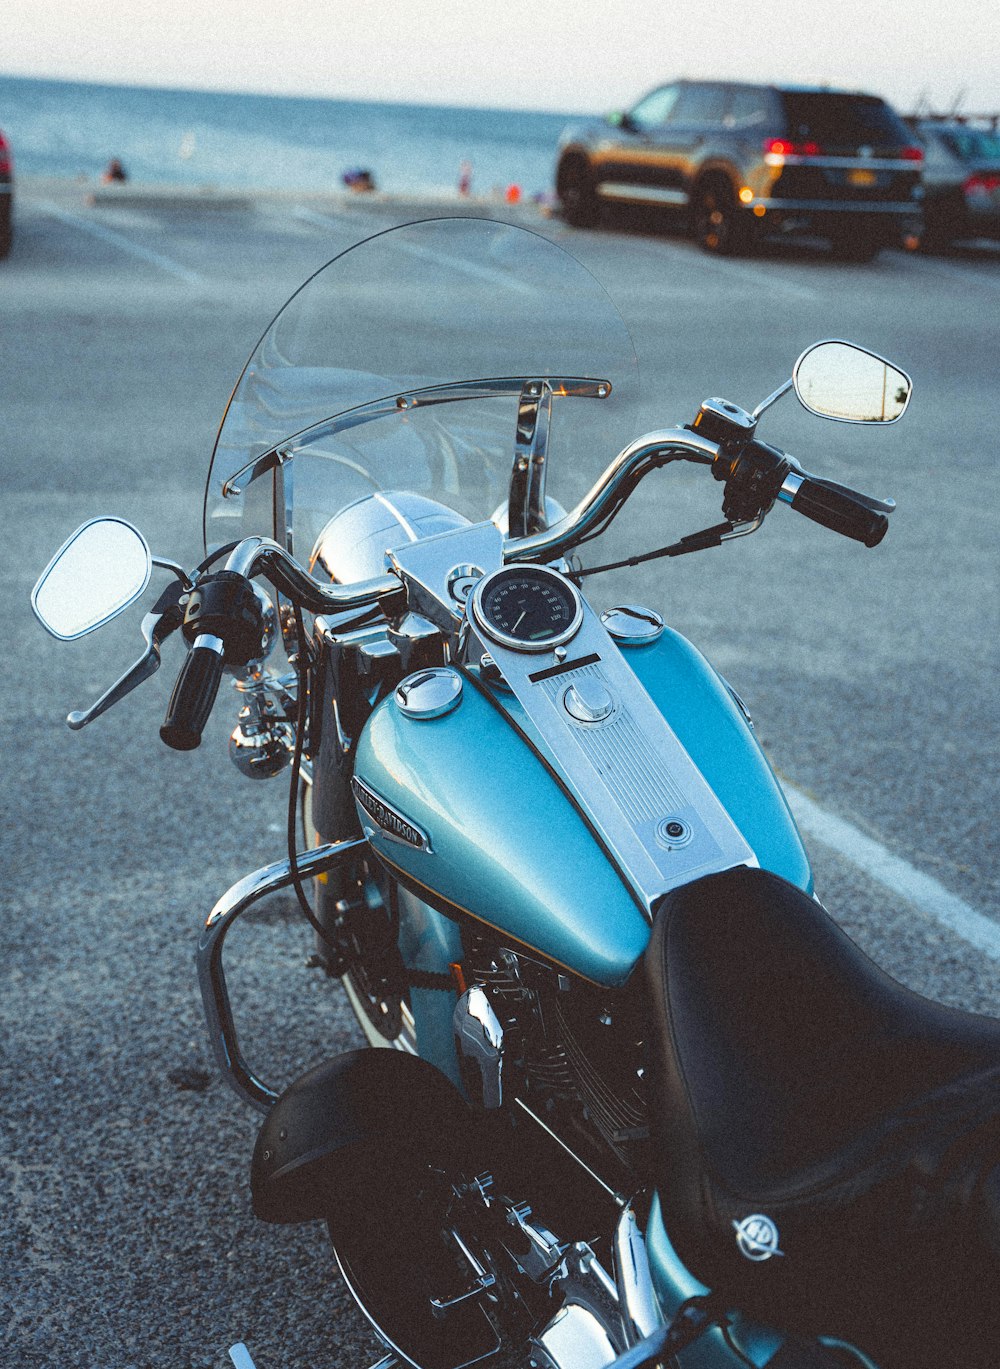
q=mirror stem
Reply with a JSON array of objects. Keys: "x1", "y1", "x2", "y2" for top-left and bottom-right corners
[
  {"x1": 751, "y1": 377, "x2": 793, "y2": 421},
  {"x1": 152, "y1": 556, "x2": 194, "y2": 589}
]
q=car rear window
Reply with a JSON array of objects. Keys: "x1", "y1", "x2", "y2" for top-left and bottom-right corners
[
  {"x1": 728, "y1": 87, "x2": 773, "y2": 127},
  {"x1": 778, "y1": 93, "x2": 911, "y2": 147},
  {"x1": 943, "y1": 129, "x2": 1000, "y2": 160}
]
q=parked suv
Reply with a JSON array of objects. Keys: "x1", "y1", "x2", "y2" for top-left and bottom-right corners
[
  {"x1": 915, "y1": 119, "x2": 1000, "y2": 248},
  {"x1": 555, "y1": 82, "x2": 924, "y2": 260}
]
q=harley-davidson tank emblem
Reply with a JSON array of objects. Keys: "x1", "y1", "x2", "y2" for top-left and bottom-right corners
[
  {"x1": 733, "y1": 1214, "x2": 784, "y2": 1262},
  {"x1": 352, "y1": 777, "x2": 432, "y2": 851}
]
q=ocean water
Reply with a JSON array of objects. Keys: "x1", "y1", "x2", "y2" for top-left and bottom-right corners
[{"x1": 0, "y1": 75, "x2": 585, "y2": 198}]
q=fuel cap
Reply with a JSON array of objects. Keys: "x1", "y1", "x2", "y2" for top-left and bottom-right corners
[
  {"x1": 563, "y1": 678, "x2": 615, "y2": 723},
  {"x1": 600, "y1": 604, "x2": 665, "y2": 646},
  {"x1": 395, "y1": 668, "x2": 463, "y2": 720}
]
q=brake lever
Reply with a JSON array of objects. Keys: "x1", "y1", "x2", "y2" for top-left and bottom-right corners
[{"x1": 66, "y1": 586, "x2": 185, "y2": 730}]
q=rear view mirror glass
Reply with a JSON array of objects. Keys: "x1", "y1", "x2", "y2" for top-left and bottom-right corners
[
  {"x1": 31, "y1": 517, "x2": 152, "y2": 640},
  {"x1": 793, "y1": 342, "x2": 912, "y2": 424}
]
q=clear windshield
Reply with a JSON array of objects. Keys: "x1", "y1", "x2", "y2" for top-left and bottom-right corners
[{"x1": 205, "y1": 217, "x2": 639, "y2": 579}]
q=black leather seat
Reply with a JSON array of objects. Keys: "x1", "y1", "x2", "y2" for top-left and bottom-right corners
[{"x1": 643, "y1": 865, "x2": 1000, "y2": 1368}]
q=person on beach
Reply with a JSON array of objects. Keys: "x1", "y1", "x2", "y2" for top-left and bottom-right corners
[
  {"x1": 102, "y1": 158, "x2": 127, "y2": 183},
  {"x1": 342, "y1": 168, "x2": 376, "y2": 192},
  {"x1": 458, "y1": 160, "x2": 472, "y2": 196}
]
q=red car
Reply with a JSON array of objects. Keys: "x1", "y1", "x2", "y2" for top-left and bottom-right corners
[{"x1": 0, "y1": 127, "x2": 13, "y2": 258}]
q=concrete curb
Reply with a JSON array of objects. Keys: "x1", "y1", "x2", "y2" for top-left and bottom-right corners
[{"x1": 20, "y1": 175, "x2": 552, "y2": 222}]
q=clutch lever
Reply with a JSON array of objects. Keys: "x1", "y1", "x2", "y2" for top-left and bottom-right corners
[{"x1": 66, "y1": 582, "x2": 185, "y2": 730}]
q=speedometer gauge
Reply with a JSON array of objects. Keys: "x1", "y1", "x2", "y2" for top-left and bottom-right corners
[{"x1": 471, "y1": 565, "x2": 583, "y2": 653}]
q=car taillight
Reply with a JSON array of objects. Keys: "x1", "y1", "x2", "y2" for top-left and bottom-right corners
[
  {"x1": 900, "y1": 146, "x2": 924, "y2": 162},
  {"x1": 965, "y1": 172, "x2": 1000, "y2": 194},
  {"x1": 0, "y1": 133, "x2": 11, "y2": 177},
  {"x1": 763, "y1": 138, "x2": 823, "y2": 158}
]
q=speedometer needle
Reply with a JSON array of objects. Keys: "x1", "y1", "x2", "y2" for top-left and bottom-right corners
[{"x1": 513, "y1": 611, "x2": 526, "y2": 632}]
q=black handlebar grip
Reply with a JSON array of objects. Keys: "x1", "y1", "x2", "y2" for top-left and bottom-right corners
[
  {"x1": 160, "y1": 639, "x2": 226, "y2": 750},
  {"x1": 791, "y1": 477, "x2": 889, "y2": 548}
]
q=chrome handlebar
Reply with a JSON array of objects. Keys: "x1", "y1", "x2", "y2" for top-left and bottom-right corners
[
  {"x1": 224, "y1": 536, "x2": 401, "y2": 614},
  {"x1": 223, "y1": 427, "x2": 721, "y2": 614}
]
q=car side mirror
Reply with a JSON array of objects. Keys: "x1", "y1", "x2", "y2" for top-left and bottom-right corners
[
  {"x1": 31, "y1": 517, "x2": 152, "y2": 640},
  {"x1": 793, "y1": 341, "x2": 912, "y2": 424},
  {"x1": 607, "y1": 110, "x2": 638, "y2": 133}
]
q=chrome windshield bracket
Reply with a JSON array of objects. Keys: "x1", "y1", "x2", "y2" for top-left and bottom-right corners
[
  {"x1": 197, "y1": 836, "x2": 368, "y2": 1112},
  {"x1": 222, "y1": 448, "x2": 290, "y2": 500},
  {"x1": 508, "y1": 381, "x2": 553, "y2": 538}
]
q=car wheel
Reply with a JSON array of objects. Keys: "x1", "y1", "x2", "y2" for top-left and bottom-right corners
[
  {"x1": 556, "y1": 156, "x2": 599, "y2": 228},
  {"x1": 828, "y1": 227, "x2": 880, "y2": 262},
  {"x1": 917, "y1": 214, "x2": 954, "y2": 253},
  {"x1": 693, "y1": 181, "x2": 751, "y2": 255}
]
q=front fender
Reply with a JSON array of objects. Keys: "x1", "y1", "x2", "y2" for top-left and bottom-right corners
[{"x1": 251, "y1": 1050, "x2": 473, "y2": 1225}]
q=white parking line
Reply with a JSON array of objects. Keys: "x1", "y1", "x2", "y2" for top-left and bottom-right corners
[
  {"x1": 631, "y1": 235, "x2": 820, "y2": 303},
  {"x1": 36, "y1": 200, "x2": 204, "y2": 285},
  {"x1": 291, "y1": 205, "x2": 370, "y2": 234},
  {"x1": 901, "y1": 252, "x2": 1000, "y2": 293},
  {"x1": 688, "y1": 253, "x2": 822, "y2": 303},
  {"x1": 786, "y1": 785, "x2": 1000, "y2": 960}
]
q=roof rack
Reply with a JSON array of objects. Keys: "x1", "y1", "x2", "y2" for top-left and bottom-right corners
[{"x1": 904, "y1": 111, "x2": 999, "y2": 132}]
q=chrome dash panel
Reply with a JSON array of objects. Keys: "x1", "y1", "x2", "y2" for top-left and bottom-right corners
[{"x1": 479, "y1": 594, "x2": 757, "y2": 915}]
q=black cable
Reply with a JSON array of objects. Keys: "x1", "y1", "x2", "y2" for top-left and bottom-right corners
[
  {"x1": 285, "y1": 605, "x2": 347, "y2": 964},
  {"x1": 195, "y1": 540, "x2": 240, "y2": 575},
  {"x1": 720, "y1": 1323, "x2": 757, "y2": 1368},
  {"x1": 574, "y1": 522, "x2": 734, "y2": 579},
  {"x1": 560, "y1": 452, "x2": 684, "y2": 566}
]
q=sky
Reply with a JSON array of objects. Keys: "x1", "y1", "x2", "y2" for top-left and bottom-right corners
[{"x1": 3, "y1": 0, "x2": 997, "y2": 116}]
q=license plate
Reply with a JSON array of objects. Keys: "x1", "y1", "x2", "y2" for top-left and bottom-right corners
[{"x1": 848, "y1": 169, "x2": 878, "y2": 186}]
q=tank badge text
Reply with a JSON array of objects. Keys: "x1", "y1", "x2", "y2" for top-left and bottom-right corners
[{"x1": 352, "y1": 778, "x2": 432, "y2": 852}]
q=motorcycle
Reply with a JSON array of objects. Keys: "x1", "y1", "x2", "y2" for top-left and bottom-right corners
[{"x1": 30, "y1": 217, "x2": 1000, "y2": 1369}]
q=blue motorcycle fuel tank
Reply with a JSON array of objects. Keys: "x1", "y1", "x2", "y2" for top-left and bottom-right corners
[{"x1": 353, "y1": 625, "x2": 812, "y2": 987}]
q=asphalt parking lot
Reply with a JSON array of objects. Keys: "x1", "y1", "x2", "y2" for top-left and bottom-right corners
[{"x1": 1, "y1": 181, "x2": 998, "y2": 1369}]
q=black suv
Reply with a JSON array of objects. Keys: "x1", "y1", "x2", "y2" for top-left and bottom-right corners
[{"x1": 555, "y1": 82, "x2": 924, "y2": 260}]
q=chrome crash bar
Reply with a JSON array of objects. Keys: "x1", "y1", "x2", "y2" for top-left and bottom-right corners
[{"x1": 197, "y1": 836, "x2": 368, "y2": 1112}]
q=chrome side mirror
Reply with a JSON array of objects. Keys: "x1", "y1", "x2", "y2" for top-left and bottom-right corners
[
  {"x1": 31, "y1": 517, "x2": 152, "y2": 640},
  {"x1": 793, "y1": 341, "x2": 912, "y2": 424}
]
